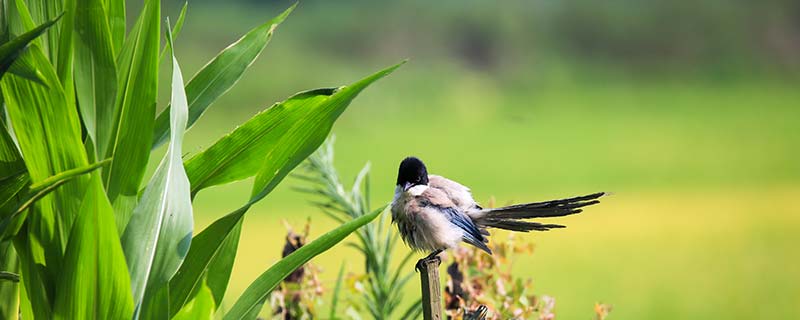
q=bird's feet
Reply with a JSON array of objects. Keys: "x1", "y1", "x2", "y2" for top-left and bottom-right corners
[{"x1": 415, "y1": 249, "x2": 443, "y2": 272}]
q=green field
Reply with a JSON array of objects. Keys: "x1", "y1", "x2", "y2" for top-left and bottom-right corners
[{"x1": 158, "y1": 2, "x2": 800, "y2": 318}]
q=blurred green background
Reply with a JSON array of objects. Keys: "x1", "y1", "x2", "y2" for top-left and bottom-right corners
[{"x1": 156, "y1": 0, "x2": 799, "y2": 318}]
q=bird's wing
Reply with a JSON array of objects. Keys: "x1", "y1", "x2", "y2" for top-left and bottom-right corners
[
  {"x1": 428, "y1": 175, "x2": 481, "y2": 211},
  {"x1": 420, "y1": 187, "x2": 492, "y2": 254}
]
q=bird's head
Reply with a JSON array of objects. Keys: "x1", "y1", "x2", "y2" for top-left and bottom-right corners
[{"x1": 397, "y1": 156, "x2": 429, "y2": 191}]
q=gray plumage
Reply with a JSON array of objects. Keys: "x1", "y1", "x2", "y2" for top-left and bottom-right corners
[{"x1": 392, "y1": 157, "x2": 604, "y2": 256}]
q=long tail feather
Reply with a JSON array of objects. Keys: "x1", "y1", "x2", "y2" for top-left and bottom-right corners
[{"x1": 473, "y1": 192, "x2": 605, "y2": 231}]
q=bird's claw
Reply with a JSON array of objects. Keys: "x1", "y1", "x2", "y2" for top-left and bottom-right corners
[{"x1": 415, "y1": 252, "x2": 442, "y2": 272}]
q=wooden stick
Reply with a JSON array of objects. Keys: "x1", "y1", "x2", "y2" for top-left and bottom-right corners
[{"x1": 419, "y1": 258, "x2": 442, "y2": 320}]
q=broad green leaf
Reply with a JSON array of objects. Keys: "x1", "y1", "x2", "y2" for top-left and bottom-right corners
[
  {"x1": 2, "y1": 36, "x2": 91, "y2": 295},
  {"x1": 224, "y1": 206, "x2": 385, "y2": 320},
  {"x1": 104, "y1": 0, "x2": 160, "y2": 232},
  {"x1": 169, "y1": 63, "x2": 402, "y2": 315},
  {"x1": 151, "y1": 3, "x2": 296, "y2": 149},
  {"x1": 185, "y1": 61, "x2": 404, "y2": 195},
  {"x1": 121, "y1": 26, "x2": 192, "y2": 318},
  {"x1": 0, "y1": 240, "x2": 19, "y2": 320},
  {"x1": 0, "y1": 12, "x2": 60, "y2": 78},
  {"x1": 74, "y1": 0, "x2": 117, "y2": 158},
  {"x1": 52, "y1": 174, "x2": 134, "y2": 319},
  {"x1": 173, "y1": 278, "x2": 216, "y2": 320}
]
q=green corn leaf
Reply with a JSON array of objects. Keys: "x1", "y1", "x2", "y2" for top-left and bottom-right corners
[
  {"x1": 55, "y1": 0, "x2": 75, "y2": 95},
  {"x1": 104, "y1": 0, "x2": 160, "y2": 232},
  {"x1": 185, "y1": 61, "x2": 404, "y2": 196},
  {"x1": 172, "y1": 277, "x2": 216, "y2": 320},
  {"x1": 158, "y1": 1, "x2": 187, "y2": 63},
  {"x1": 7, "y1": 56, "x2": 46, "y2": 86},
  {"x1": 74, "y1": 0, "x2": 117, "y2": 158},
  {"x1": 250, "y1": 62, "x2": 404, "y2": 198},
  {"x1": 13, "y1": 224, "x2": 54, "y2": 319},
  {"x1": 0, "y1": 241, "x2": 19, "y2": 320},
  {"x1": 0, "y1": 11, "x2": 60, "y2": 78},
  {"x1": 1, "y1": 159, "x2": 110, "y2": 240},
  {"x1": 0, "y1": 119, "x2": 26, "y2": 192},
  {"x1": 121, "y1": 23, "x2": 192, "y2": 318},
  {"x1": 52, "y1": 174, "x2": 134, "y2": 319},
  {"x1": 106, "y1": 0, "x2": 125, "y2": 54},
  {"x1": 224, "y1": 206, "x2": 385, "y2": 320},
  {"x1": 169, "y1": 63, "x2": 402, "y2": 315},
  {"x1": 2, "y1": 33, "x2": 91, "y2": 302},
  {"x1": 151, "y1": 3, "x2": 296, "y2": 149},
  {"x1": 168, "y1": 207, "x2": 243, "y2": 317}
]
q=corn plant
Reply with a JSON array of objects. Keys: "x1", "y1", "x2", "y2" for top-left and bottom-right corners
[
  {"x1": 295, "y1": 138, "x2": 422, "y2": 319},
  {"x1": 0, "y1": 0, "x2": 401, "y2": 319}
]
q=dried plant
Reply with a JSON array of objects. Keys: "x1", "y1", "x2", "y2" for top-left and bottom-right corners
[
  {"x1": 269, "y1": 220, "x2": 326, "y2": 320},
  {"x1": 443, "y1": 232, "x2": 612, "y2": 320}
]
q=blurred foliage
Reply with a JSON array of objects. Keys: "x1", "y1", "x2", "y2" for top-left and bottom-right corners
[{"x1": 167, "y1": 0, "x2": 800, "y2": 77}]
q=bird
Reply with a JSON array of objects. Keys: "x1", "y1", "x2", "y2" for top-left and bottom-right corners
[{"x1": 390, "y1": 156, "x2": 605, "y2": 270}]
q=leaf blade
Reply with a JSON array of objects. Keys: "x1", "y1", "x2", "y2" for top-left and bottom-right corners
[
  {"x1": 52, "y1": 174, "x2": 134, "y2": 319},
  {"x1": 0, "y1": 12, "x2": 61, "y2": 78},
  {"x1": 73, "y1": 0, "x2": 117, "y2": 158},
  {"x1": 104, "y1": 0, "x2": 160, "y2": 232},
  {"x1": 151, "y1": 3, "x2": 296, "y2": 149},
  {"x1": 224, "y1": 207, "x2": 385, "y2": 320},
  {"x1": 121, "y1": 19, "x2": 193, "y2": 318}
]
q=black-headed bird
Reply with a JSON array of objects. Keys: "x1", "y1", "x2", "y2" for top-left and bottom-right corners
[{"x1": 391, "y1": 156, "x2": 604, "y2": 270}]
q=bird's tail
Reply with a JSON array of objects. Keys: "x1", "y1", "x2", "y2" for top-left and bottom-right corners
[{"x1": 471, "y1": 192, "x2": 605, "y2": 232}]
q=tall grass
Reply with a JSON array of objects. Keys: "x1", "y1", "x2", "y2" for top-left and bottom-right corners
[{"x1": 0, "y1": 1, "x2": 400, "y2": 318}]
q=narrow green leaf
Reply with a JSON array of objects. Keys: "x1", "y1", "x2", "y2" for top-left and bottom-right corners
[
  {"x1": 224, "y1": 207, "x2": 385, "y2": 320},
  {"x1": 168, "y1": 208, "x2": 243, "y2": 317},
  {"x1": 121, "y1": 24, "x2": 192, "y2": 318},
  {"x1": 172, "y1": 2, "x2": 188, "y2": 39},
  {"x1": 151, "y1": 3, "x2": 296, "y2": 149},
  {"x1": 0, "y1": 12, "x2": 61, "y2": 78},
  {"x1": 105, "y1": 0, "x2": 160, "y2": 232},
  {"x1": 185, "y1": 61, "x2": 405, "y2": 196},
  {"x1": 158, "y1": 2, "x2": 188, "y2": 63},
  {"x1": 52, "y1": 174, "x2": 134, "y2": 319},
  {"x1": 0, "y1": 120, "x2": 25, "y2": 183},
  {"x1": 55, "y1": 0, "x2": 75, "y2": 93},
  {"x1": 7, "y1": 57, "x2": 46, "y2": 85},
  {"x1": 74, "y1": 0, "x2": 117, "y2": 158},
  {"x1": 1, "y1": 160, "x2": 109, "y2": 239},
  {"x1": 105, "y1": 0, "x2": 125, "y2": 54},
  {"x1": 329, "y1": 262, "x2": 346, "y2": 319},
  {"x1": 172, "y1": 277, "x2": 216, "y2": 320}
]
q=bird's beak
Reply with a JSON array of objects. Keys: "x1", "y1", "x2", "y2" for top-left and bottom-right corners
[{"x1": 402, "y1": 182, "x2": 413, "y2": 191}]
